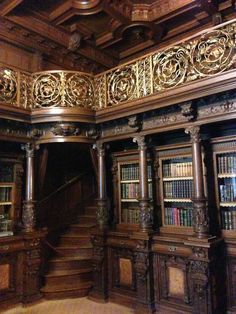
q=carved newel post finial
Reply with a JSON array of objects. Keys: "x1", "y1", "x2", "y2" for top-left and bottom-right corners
[
  {"x1": 21, "y1": 143, "x2": 38, "y2": 233},
  {"x1": 93, "y1": 142, "x2": 108, "y2": 229},
  {"x1": 133, "y1": 136, "x2": 152, "y2": 232},
  {"x1": 185, "y1": 126, "x2": 209, "y2": 238}
]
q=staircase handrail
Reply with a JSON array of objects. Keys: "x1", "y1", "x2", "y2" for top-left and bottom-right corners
[{"x1": 38, "y1": 171, "x2": 92, "y2": 205}]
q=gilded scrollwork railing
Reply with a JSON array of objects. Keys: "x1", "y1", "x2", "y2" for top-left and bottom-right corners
[
  {"x1": 0, "y1": 66, "x2": 32, "y2": 109},
  {"x1": 0, "y1": 20, "x2": 236, "y2": 112},
  {"x1": 94, "y1": 20, "x2": 236, "y2": 109},
  {"x1": 32, "y1": 71, "x2": 94, "y2": 109}
]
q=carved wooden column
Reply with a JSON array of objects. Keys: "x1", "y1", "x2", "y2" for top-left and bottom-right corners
[
  {"x1": 21, "y1": 143, "x2": 37, "y2": 233},
  {"x1": 132, "y1": 136, "x2": 154, "y2": 314},
  {"x1": 133, "y1": 136, "x2": 152, "y2": 232},
  {"x1": 185, "y1": 126, "x2": 209, "y2": 238},
  {"x1": 95, "y1": 142, "x2": 108, "y2": 229},
  {"x1": 89, "y1": 141, "x2": 108, "y2": 302},
  {"x1": 185, "y1": 126, "x2": 226, "y2": 314}
]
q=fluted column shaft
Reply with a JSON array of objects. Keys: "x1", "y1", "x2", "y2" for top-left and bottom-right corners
[{"x1": 185, "y1": 126, "x2": 209, "y2": 238}]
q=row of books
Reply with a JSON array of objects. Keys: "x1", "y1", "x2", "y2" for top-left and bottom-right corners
[
  {"x1": 163, "y1": 161, "x2": 192, "y2": 178},
  {"x1": 220, "y1": 184, "x2": 236, "y2": 202},
  {"x1": 164, "y1": 180, "x2": 193, "y2": 199},
  {"x1": 164, "y1": 207, "x2": 193, "y2": 226},
  {"x1": 0, "y1": 187, "x2": 12, "y2": 202},
  {"x1": 0, "y1": 164, "x2": 13, "y2": 182},
  {"x1": 218, "y1": 154, "x2": 236, "y2": 174},
  {"x1": 121, "y1": 182, "x2": 153, "y2": 199},
  {"x1": 221, "y1": 210, "x2": 236, "y2": 230},
  {"x1": 122, "y1": 208, "x2": 140, "y2": 224},
  {"x1": 121, "y1": 164, "x2": 152, "y2": 180}
]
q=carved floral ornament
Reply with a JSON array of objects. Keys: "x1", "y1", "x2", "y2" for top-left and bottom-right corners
[{"x1": 0, "y1": 22, "x2": 235, "y2": 110}]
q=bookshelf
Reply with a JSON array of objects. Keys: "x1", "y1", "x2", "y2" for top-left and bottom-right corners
[
  {"x1": 119, "y1": 162, "x2": 152, "y2": 225},
  {"x1": 0, "y1": 156, "x2": 23, "y2": 237},
  {"x1": 159, "y1": 152, "x2": 194, "y2": 233},
  {"x1": 214, "y1": 150, "x2": 236, "y2": 231}
]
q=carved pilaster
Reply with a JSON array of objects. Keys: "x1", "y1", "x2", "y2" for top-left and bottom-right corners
[
  {"x1": 89, "y1": 230, "x2": 108, "y2": 302},
  {"x1": 22, "y1": 231, "x2": 46, "y2": 303},
  {"x1": 132, "y1": 235, "x2": 154, "y2": 314},
  {"x1": 94, "y1": 142, "x2": 108, "y2": 229},
  {"x1": 185, "y1": 126, "x2": 209, "y2": 238},
  {"x1": 21, "y1": 143, "x2": 38, "y2": 233},
  {"x1": 133, "y1": 136, "x2": 152, "y2": 232}
]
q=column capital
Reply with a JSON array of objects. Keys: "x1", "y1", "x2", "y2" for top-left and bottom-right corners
[
  {"x1": 21, "y1": 143, "x2": 39, "y2": 158},
  {"x1": 133, "y1": 135, "x2": 146, "y2": 150},
  {"x1": 185, "y1": 126, "x2": 201, "y2": 143},
  {"x1": 93, "y1": 142, "x2": 105, "y2": 157}
]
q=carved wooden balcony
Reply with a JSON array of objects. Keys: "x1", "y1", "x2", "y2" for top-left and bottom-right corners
[{"x1": 0, "y1": 19, "x2": 236, "y2": 124}]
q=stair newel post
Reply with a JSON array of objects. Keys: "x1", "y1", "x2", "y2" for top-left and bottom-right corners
[
  {"x1": 185, "y1": 126, "x2": 209, "y2": 238},
  {"x1": 132, "y1": 136, "x2": 155, "y2": 314},
  {"x1": 89, "y1": 141, "x2": 108, "y2": 302},
  {"x1": 21, "y1": 143, "x2": 38, "y2": 233}
]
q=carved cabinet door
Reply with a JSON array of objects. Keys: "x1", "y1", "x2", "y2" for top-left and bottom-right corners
[
  {"x1": 0, "y1": 251, "x2": 23, "y2": 302},
  {"x1": 154, "y1": 254, "x2": 191, "y2": 308}
]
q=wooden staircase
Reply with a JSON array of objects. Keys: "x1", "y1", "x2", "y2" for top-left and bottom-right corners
[{"x1": 41, "y1": 204, "x2": 97, "y2": 299}]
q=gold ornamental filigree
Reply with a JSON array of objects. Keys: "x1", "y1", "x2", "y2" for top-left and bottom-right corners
[
  {"x1": 0, "y1": 68, "x2": 17, "y2": 103},
  {"x1": 153, "y1": 46, "x2": 189, "y2": 91},
  {"x1": 33, "y1": 73, "x2": 61, "y2": 107},
  {"x1": 65, "y1": 73, "x2": 94, "y2": 108},
  {"x1": 107, "y1": 65, "x2": 137, "y2": 106},
  {"x1": 33, "y1": 71, "x2": 94, "y2": 108},
  {"x1": 191, "y1": 26, "x2": 235, "y2": 76}
]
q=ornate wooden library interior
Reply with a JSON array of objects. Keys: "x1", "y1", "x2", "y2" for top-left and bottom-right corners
[{"x1": 0, "y1": 1, "x2": 236, "y2": 313}]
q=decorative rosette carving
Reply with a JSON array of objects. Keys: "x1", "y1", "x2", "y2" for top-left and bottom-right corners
[
  {"x1": 153, "y1": 46, "x2": 189, "y2": 91},
  {"x1": 191, "y1": 27, "x2": 235, "y2": 76},
  {"x1": 65, "y1": 74, "x2": 94, "y2": 108},
  {"x1": 0, "y1": 68, "x2": 17, "y2": 102},
  {"x1": 107, "y1": 65, "x2": 137, "y2": 105},
  {"x1": 33, "y1": 73, "x2": 61, "y2": 107}
]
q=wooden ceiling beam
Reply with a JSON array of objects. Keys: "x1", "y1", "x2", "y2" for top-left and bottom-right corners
[
  {"x1": 6, "y1": 12, "x2": 117, "y2": 68},
  {"x1": 0, "y1": 0, "x2": 24, "y2": 16},
  {"x1": 199, "y1": 0, "x2": 218, "y2": 15},
  {"x1": 102, "y1": 1, "x2": 131, "y2": 25}
]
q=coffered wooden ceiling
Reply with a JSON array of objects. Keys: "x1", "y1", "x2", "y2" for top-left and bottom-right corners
[{"x1": 0, "y1": 0, "x2": 235, "y2": 73}]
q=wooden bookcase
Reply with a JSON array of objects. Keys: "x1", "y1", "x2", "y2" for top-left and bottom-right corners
[
  {"x1": 0, "y1": 155, "x2": 23, "y2": 237},
  {"x1": 155, "y1": 144, "x2": 207, "y2": 236},
  {"x1": 211, "y1": 136, "x2": 236, "y2": 312},
  {"x1": 212, "y1": 137, "x2": 236, "y2": 236},
  {"x1": 112, "y1": 151, "x2": 153, "y2": 229}
]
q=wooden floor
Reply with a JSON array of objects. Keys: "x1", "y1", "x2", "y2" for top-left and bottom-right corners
[{"x1": 2, "y1": 298, "x2": 133, "y2": 314}]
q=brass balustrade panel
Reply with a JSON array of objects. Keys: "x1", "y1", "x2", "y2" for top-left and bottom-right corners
[{"x1": 0, "y1": 21, "x2": 235, "y2": 111}]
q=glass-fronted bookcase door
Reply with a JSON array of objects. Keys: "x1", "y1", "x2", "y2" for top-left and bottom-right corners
[
  {"x1": 118, "y1": 161, "x2": 153, "y2": 227},
  {"x1": 214, "y1": 149, "x2": 236, "y2": 235},
  {"x1": 159, "y1": 154, "x2": 194, "y2": 234}
]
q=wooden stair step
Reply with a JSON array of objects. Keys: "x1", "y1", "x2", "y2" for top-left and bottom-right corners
[
  {"x1": 41, "y1": 281, "x2": 93, "y2": 299},
  {"x1": 44, "y1": 269, "x2": 92, "y2": 286},
  {"x1": 45, "y1": 268, "x2": 92, "y2": 277},
  {"x1": 56, "y1": 247, "x2": 93, "y2": 257},
  {"x1": 50, "y1": 256, "x2": 91, "y2": 262},
  {"x1": 42, "y1": 280, "x2": 93, "y2": 292},
  {"x1": 69, "y1": 223, "x2": 96, "y2": 233},
  {"x1": 48, "y1": 256, "x2": 92, "y2": 271},
  {"x1": 79, "y1": 215, "x2": 96, "y2": 224},
  {"x1": 59, "y1": 234, "x2": 91, "y2": 245},
  {"x1": 84, "y1": 206, "x2": 97, "y2": 215}
]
